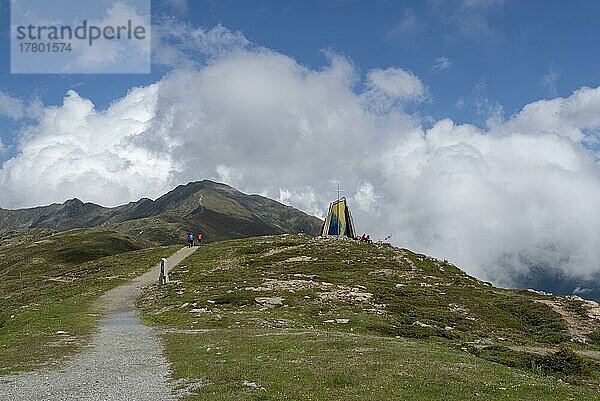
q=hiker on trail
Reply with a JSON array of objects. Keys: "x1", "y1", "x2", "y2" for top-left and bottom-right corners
[
  {"x1": 187, "y1": 233, "x2": 194, "y2": 248},
  {"x1": 197, "y1": 233, "x2": 203, "y2": 245}
]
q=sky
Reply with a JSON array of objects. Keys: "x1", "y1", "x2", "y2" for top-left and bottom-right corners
[{"x1": 1, "y1": 0, "x2": 600, "y2": 295}]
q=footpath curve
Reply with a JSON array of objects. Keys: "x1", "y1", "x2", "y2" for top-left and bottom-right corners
[{"x1": 0, "y1": 246, "x2": 198, "y2": 401}]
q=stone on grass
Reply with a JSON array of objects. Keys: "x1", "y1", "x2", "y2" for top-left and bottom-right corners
[
  {"x1": 243, "y1": 380, "x2": 264, "y2": 390},
  {"x1": 254, "y1": 297, "x2": 285, "y2": 307}
]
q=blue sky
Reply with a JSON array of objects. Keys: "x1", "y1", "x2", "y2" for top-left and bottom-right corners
[
  {"x1": 2, "y1": 0, "x2": 600, "y2": 290},
  {"x1": 174, "y1": 0, "x2": 600, "y2": 123}
]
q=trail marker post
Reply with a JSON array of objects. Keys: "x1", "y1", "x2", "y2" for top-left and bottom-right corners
[{"x1": 159, "y1": 258, "x2": 168, "y2": 285}]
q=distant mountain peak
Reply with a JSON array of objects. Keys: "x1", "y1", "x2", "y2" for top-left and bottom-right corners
[{"x1": 63, "y1": 198, "x2": 84, "y2": 205}]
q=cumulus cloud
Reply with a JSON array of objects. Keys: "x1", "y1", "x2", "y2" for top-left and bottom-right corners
[
  {"x1": 2, "y1": 26, "x2": 600, "y2": 291},
  {"x1": 499, "y1": 86, "x2": 600, "y2": 143},
  {"x1": 0, "y1": 90, "x2": 25, "y2": 120},
  {"x1": 366, "y1": 67, "x2": 427, "y2": 104},
  {"x1": 376, "y1": 117, "x2": 600, "y2": 285},
  {"x1": 0, "y1": 87, "x2": 172, "y2": 207}
]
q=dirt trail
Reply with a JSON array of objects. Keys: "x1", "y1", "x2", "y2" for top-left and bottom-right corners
[
  {"x1": 0, "y1": 246, "x2": 198, "y2": 401},
  {"x1": 536, "y1": 298, "x2": 600, "y2": 344}
]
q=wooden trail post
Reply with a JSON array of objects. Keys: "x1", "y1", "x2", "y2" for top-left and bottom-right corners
[{"x1": 159, "y1": 258, "x2": 168, "y2": 285}]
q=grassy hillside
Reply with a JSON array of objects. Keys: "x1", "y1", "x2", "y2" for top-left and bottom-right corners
[
  {"x1": 139, "y1": 235, "x2": 600, "y2": 400},
  {"x1": 0, "y1": 228, "x2": 179, "y2": 373}
]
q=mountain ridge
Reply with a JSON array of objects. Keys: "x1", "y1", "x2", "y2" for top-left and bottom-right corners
[{"x1": 0, "y1": 180, "x2": 323, "y2": 244}]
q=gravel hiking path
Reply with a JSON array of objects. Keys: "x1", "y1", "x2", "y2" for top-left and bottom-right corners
[{"x1": 0, "y1": 246, "x2": 198, "y2": 401}]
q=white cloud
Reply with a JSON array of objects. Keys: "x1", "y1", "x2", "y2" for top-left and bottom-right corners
[
  {"x1": 366, "y1": 67, "x2": 427, "y2": 104},
  {"x1": 0, "y1": 87, "x2": 172, "y2": 207},
  {"x1": 278, "y1": 187, "x2": 322, "y2": 218},
  {"x1": 375, "y1": 117, "x2": 600, "y2": 285},
  {"x1": 499, "y1": 86, "x2": 600, "y2": 143},
  {"x1": 0, "y1": 90, "x2": 25, "y2": 120},
  {"x1": 2, "y1": 29, "x2": 600, "y2": 291},
  {"x1": 66, "y1": 1, "x2": 151, "y2": 72},
  {"x1": 354, "y1": 183, "x2": 378, "y2": 214},
  {"x1": 433, "y1": 56, "x2": 453, "y2": 72}
]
